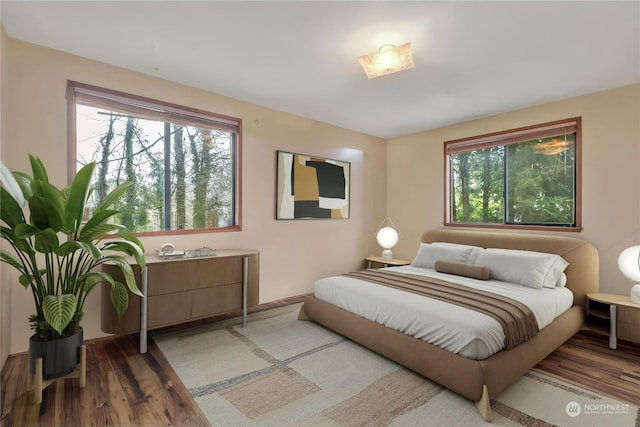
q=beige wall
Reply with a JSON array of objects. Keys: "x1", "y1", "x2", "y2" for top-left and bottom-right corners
[
  {"x1": 1, "y1": 25, "x2": 11, "y2": 366},
  {"x1": 387, "y1": 84, "x2": 640, "y2": 297},
  {"x1": 1, "y1": 36, "x2": 387, "y2": 355}
]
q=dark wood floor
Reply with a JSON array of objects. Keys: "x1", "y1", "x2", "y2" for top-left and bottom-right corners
[
  {"x1": 533, "y1": 329, "x2": 640, "y2": 406},
  {"x1": 1, "y1": 332, "x2": 208, "y2": 427},
  {"x1": 2, "y1": 297, "x2": 639, "y2": 426}
]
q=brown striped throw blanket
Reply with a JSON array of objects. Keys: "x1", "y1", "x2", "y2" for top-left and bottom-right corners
[{"x1": 342, "y1": 270, "x2": 539, "y2": 350}]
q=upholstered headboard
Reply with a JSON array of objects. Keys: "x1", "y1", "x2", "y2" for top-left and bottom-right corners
[{"x1": 420, "y1": 229, "x2": 599, "y2": 307}]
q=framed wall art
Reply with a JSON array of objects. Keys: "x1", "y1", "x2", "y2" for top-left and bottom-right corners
[{"x1": 276, "y1": 151, "x2": 350, "y2": 220}]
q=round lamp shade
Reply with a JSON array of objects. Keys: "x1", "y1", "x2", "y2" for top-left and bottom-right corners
[
  {"x1": 618, "y1": 245, "x2": 640, "y2": 283},
  {"x1": 376, "y1": 226, "x2": 399, "y2": 249}
]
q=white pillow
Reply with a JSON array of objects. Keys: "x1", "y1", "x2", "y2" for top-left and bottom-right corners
[
  {"x1": 474, "y1": 248, "x2": 568, "y2": 289},
  {"x1": 546, "y1": 257, "x2": 570, "y2": 289},
  {"x1": 431, "y1": 242, "x2": 483, "y2": 264},
  {"x1": 556, "y1": 273, "x2": 568, "y2": 288},
  {"x1": 410, "y1": 243, "x2": 477, "y2": 269}
]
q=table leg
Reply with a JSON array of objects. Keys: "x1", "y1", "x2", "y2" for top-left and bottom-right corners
[
  {"x1": 140, "y1": 266, "x2": 148, "y2": 353},
  {"x1": 242, "y1": 256, "x2": 248, "y2": 327},
  {"x1": 609, "y1": 304, "x2": 617, "y2": 350}
]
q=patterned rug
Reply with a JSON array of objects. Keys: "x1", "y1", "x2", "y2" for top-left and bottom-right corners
[{"x1": 154, "y1": 304, "x2": 640, "y2": 426}]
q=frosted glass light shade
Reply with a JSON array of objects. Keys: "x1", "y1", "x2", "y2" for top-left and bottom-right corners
[
  {"x1": 618, "y1": 245, "x2": 640, "y2": 283},
  {"x1": 358, "y1": 42, "x2": 415, "y2": 79},
  {"x1": 376, "y1": 226, "x2": 399, "y2": 259},
  {"x1": 618, "y1": 245, "x2": 640, "y2": 304}
]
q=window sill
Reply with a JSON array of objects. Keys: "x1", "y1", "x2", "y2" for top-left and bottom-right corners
[{"x1": 443, "y1": 222, "x2": 583, "y2": 233}]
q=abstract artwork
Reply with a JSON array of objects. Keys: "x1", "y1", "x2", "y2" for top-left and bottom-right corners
[{"x1": 276, "y1": 151, "x2": 350, "y2": 219}]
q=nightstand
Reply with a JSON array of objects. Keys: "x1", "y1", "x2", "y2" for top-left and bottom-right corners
[
  {"x1": 365, "y1": 256, "x2": 410, "y2": 269},
  {"x1": 586, "y1": 293, "x2": 640, "y2": 349}
]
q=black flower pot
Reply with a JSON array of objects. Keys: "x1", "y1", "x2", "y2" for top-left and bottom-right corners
[{"x1": 28, "y1": 328, "x2": 83, "y2": 380}]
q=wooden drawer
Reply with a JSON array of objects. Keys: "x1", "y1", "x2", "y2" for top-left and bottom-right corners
[
  {"x1": 147, "y1": 257, "x2": 243, "y2": 295},
  {"x1": 147, "y1": 260, "x2": 196, "y2": 295},
  {"x1": 147, "y1": 292, "x2": 192, "y2": 328},
  {"x1": 619, "y1": 306, "x2": 640, "y2": 324},
  {"x1": 191, "y1": 283, "x2": 242, "y2": 319},
  {"x1": 215, "y1": 257, "x2": 243, "y2": 285},
  {"x1": 193, "y1": 257, "x2": 242, "y2": 289},
  {"x1": 618, "y1": 321, "x2": 640, "y2": 343}
]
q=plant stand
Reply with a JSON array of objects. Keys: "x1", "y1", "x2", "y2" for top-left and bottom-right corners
[{"x1": 32, "y1": 345, "x2": 86, "y2": 404}]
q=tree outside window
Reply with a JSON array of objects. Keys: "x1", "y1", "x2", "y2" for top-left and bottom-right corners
[
  {"x1": 69, "y1": 81, "x2": 240, "y2": 235},
  {"x1": 445, "y1": 118, "x2": 581, "y2": 231}
]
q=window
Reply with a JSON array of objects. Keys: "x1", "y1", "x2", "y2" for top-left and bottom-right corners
[
  {"x1": 445, "y1": 118, "x2": 581, "y2": 231},
  {"x1": 67, "y1": 81, "x2": 241, "y2": 235}
]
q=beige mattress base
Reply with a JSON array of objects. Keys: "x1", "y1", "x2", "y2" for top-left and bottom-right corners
[{"x1": 300, "y1": 296, "x2": 584, "y2": 421}]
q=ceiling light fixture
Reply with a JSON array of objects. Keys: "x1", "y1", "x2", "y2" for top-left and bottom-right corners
[
  {"x1": 533, "y1": 138, "x2": 573, "y2": 156},
  {"x1": 358, "y1": 42, "x2": 415, "y2": 79}
]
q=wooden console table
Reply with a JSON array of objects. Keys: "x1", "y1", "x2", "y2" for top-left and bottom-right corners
[{"x1": 101, "y1": 249, "x2": 259, "y2": 353}]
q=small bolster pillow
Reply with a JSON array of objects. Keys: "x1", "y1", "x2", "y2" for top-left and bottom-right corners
[{"x1": 434, "y1": 260, "x2": 491, "y2": 281}]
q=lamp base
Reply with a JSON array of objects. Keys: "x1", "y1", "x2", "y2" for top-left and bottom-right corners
[
  {"x1": 631, "y1": 284, "x2": 640, "y2": 305},
  {"x1": 381, "y1": 249, "x2": 393, "y2": 260}
]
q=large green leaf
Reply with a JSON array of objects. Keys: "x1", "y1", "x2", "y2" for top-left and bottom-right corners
[
  {"x1": 104, "y1": 256, "x2": 143, "y2": 297},
  {"x1": 95, "y1": 181, "x2": 133, "y2": 212},
  {"x1": 18, "y1": 274, "x2": 35, "y2": 288},
  {"x1": 42, "y1": 294, "x2": 77, "y2": 335},
  {"x1": 65, "y1": 162, "x2": 96, "y2": 234},
  {"x1": 28, "y1": 155, "x2": 49, "y2": 183},
  {"x1": 14, "y1": 222, "x2": 40, "y2": 239},
  {"x1": 29, "y1": 181, "x2": 65, "y2": 232},
  {"x1": 102, "y1": 240, "x2": 145, "y2": 269},
  {"x1": 78, "y1": 209, "x2": 118, "y2": 239},
  {"x1": 80, "y1": 272, "x2": 105, "y2": 293},
  {"x1": 0, "y1": 249, "x2": 28, "y2": 275},
  {"x1": 33, "y1": 228, "x2": 60, "y2": 254},
  {"x1": 0, "y1": 160, "x2": 26, "y2": 207},
  {"x1": 118, "y1": 231, "x2": 145, "y2": 254},
  {"x1": 0, "y1": 226, "x2": 34, "y2": 254},
  {"x1": 0, "y1": 187, "x2": 26, "y2": 229},
  {"x1": 109, "y1": 281, "x2": 130, "y2": 319},
  {"x1": 12, "y1": 172, "x2": 33, "y2": 201},
  {"x1": 78, "y1": 223, "x2": 120, "y2": 242},
  {"x1": 27, "y1": 196, "x2": 50, "y2": 231},
  {"x1": 55, "y1": 240, "x2": 101, "y2": 260},
  {"x1": 15, "y1": 223, "x2": 60, "y2": 254}
]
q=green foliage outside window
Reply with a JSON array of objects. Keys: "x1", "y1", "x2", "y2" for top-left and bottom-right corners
[
  {"x1": 74, "y1": 103, "x2": 237, "y2": 234},
  {"x1": 450, "y1": 133, "x2": 576, "y2": 227}
]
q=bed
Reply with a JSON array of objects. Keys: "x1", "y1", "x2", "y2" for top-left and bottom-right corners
[{"x1": 298, "y1": 229, "x2": 599, "y2": 421}]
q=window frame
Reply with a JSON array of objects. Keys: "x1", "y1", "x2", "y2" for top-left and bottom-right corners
[
  {"x1": 444, "y1": 117, "x2": 582, "y2": 232},
  {"x1": 66, "y1": 80, "x2": 243, "y2": 236}
]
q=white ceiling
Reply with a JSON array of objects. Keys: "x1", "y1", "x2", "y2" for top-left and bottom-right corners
[{"x1": 2, "y1": 1, "x2": 639, "y2": 139}]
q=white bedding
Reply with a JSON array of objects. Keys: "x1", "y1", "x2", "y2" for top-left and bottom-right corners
[{"x1": 314, "y1": 265, "x2": 574, "y2": 360}]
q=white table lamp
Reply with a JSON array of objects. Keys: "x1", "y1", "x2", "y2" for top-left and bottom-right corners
[
  {"x1": 376, "y1": 226, "x2": 400, "y2": 260},
  {"x1": 618, "y1": 245, "x2": 640, "y2": 304}
]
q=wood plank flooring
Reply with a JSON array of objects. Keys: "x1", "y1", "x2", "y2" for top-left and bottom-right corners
[
  {"x1": 533, "y1": 329, "x2": 640, "y2": 407},
  {"x1": 1, "y1": 333, "x2": 209, "y2": 427},
  {"x1": 2, "y1": 296, "x2": 639, "y2": 426}
]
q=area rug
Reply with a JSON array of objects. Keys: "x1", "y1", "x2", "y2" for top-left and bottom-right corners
[{"x1": 154, "y1": 304, "x2": 640, "y2": 426}]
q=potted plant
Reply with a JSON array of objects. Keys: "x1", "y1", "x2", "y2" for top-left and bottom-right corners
[{"x1": 0, "y1": 154, "x2": 145, "y2": 379}]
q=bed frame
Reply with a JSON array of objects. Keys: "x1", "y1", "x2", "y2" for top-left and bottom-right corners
[{"x1": 299, "y1": 229, "x2": 599, "y2": 421}]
